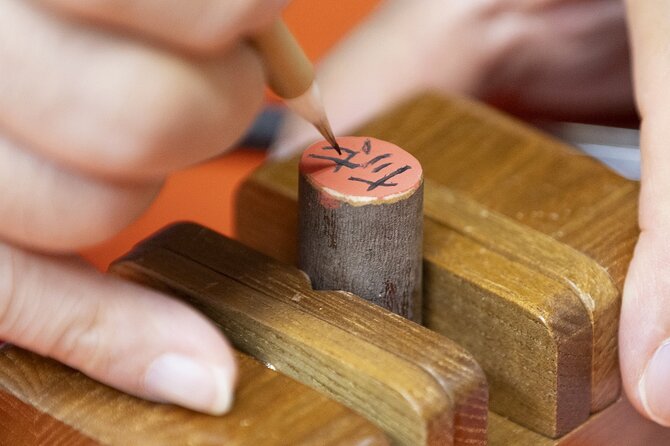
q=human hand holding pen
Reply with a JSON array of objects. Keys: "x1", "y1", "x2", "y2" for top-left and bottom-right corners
[{"x1": 0, "y1": 0, "x2": 288, "y2": 414}]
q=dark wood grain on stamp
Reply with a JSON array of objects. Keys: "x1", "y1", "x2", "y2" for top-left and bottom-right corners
[{"x1": 0, "y1": 388, "x2": 97, "y2": 446}]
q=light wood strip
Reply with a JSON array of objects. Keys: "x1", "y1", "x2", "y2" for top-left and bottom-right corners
[
  {"x1": 423, "y1": 178, "x2": 620, "y2": 412},
  {"x1": 113, "y1": 223, "x2": 488, "y2": 445},
  {"x1": 0, "y1": 346, "x2": 386, "y2": 445},
  {"x1": 422, "y1": 218, "x2": 592, "y2": 436},
  {"x1": 489, "y1": 397, "x2": 670, "y2": 445}
]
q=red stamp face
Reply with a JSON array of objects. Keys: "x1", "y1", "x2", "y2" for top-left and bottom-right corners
[{"x1": 299, "y1": 136, "x2": 422, "y2": 202}]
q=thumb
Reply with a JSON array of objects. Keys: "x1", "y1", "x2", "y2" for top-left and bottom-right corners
[
  {"x1": 0, "y1": 242, "x2": 237, "y2": 415},
  {"x1": 621, "y1": 0, "x2": 670, "y2": 426},
  {"x1": 619, "y1": 114, "x2": 670, "y2": 425}
]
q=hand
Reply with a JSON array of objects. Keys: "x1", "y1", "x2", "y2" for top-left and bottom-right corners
[
  {"x1": 0, "y1": 0, "x2": 286, "y2": 414},
  {"x1": 270, "y1": 0, "x2": 633, "y2": 158},
  {"x1": 620, "y1": 0, "x2": 670, "y2": 427}
]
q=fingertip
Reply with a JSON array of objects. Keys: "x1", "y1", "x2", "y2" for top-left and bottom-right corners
[
  {"x1": 636, "y1": 338, "x2": 670, "y2": 427},
  {"x1": 210, "y1": 363, "x2": 237, "y2": 415},
  {"x1": 619, "y1": 231, "x2": 670, "y2": 426},
  {"x1": 143, "y1": 352, "x2": 237, "y2": 415}
]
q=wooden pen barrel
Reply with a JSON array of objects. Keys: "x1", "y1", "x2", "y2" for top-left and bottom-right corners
[{"x1": 298, "y1": 136, "x2": 424, "y2": 322}]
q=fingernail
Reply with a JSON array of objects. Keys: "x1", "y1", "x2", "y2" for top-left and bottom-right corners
[
  {"x1": 144, "y1": 353, "x2": 234, "y2": 415},
  {"x1": 640, "y1": 340, "x2": 670, "y2": 427}
]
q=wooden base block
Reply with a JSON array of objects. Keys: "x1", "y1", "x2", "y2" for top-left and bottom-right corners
[
  {"x1": 0, "y1": 345, "x2": 386, "y2": 446},
  {"x1": 490, "y1": 397, "x2": 670, "y2": 445}
]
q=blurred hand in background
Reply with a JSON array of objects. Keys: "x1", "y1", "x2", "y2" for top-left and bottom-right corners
[{"x1": 271, "y1": 0, "x2": 633, "y2": 158}]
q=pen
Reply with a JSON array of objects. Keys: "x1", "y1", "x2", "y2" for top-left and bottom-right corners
[{"x1": 250, "y1": 20, "x2": 341, "y2": 155}]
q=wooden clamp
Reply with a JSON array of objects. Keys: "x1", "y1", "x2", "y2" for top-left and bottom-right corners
[
  {"x1": 0, "y1": 347, "x2": 385, "y2": 446},
  {"x1": 236, "y1": 94, "x2": 640, "y2": 438},
  {"x1": 112, "y1": 223, "x2": 488, "y2": 446},
  {"x1": 0, "y1": 223, "x2": 487, "y2": 445}
]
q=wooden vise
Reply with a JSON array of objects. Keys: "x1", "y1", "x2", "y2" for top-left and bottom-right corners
[{"x1": 0, "y1": 95, "x2": 667, "y2": 445}]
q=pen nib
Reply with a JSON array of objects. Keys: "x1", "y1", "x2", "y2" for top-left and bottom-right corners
[{"x1": 315, "y1": 118, "x2": 341, "y2": 155}]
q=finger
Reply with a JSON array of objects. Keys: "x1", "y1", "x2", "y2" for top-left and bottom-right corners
[
  {"x1": 620, "y1": 230, "x2": 670, "y2": 427},
  {"x1": 38, "y1": 0, "x2": 289, "y2": 54},
  {"x1": 1, "y1": 0, "x2": 265, "y2": 181},
  {"x1": 620, "y1": 0, "x2": 670, "y2": 426},
  {"x1": 0, "y1": 132, "x2": 160, "y2": 253},
  {"x1": 269, "y1": 1, "x2": 504, "y2": 160},
  {"x1": 0, "y1": 242, "x2": 237, "y2": 415},
  {"x1": 487, "y1": 0, "x2": 633, "y2": 120}
]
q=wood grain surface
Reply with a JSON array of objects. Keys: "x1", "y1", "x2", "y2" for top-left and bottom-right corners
[
  {"x1": 489, "y1": 396, "x2": 670, "y2": 445},
  {"x1": 365, "y1": 96, "x2": 634, "y2": 418},
  {"x1": 111, "y1": 223, "x2": 488, "y2": 446},
  {"x1": 0, "y1": 388, "x2": 97, "y2": 446},
  {"x1": 0, "y1": 345, "x2": 386, "y2": 446},
  {"x1": 236, "y1": 94, "x2": 639, "y2": 437}
]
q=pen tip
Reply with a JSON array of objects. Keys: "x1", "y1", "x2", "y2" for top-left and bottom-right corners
[
  {"x1": 332, "y1": 140, "x2": 342, "y2": 155},
  {"x1": 315, "y1": 119, "x2": 341, "y2": 155}
]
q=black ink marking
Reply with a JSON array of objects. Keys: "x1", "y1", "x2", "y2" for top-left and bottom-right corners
[
  {"x1": 348, "y1": 165, "x2": 412, "y2": 191},
  {"x1": 323, "y1": 146, "x2": 357, "y2": 156},
  {"x1": 367, "y1": 153, "x2": 391, "y2": 165},
  {"x1": 372, "y1": 162, "x2": 392, "y2": 173},
  {"x1": 309, "y1": 145, "x2": 402, "y2": 179},
  {"x1": 361, "y1": 138, "x2": 372, "y2": 154},
  {"x1": 308, "y1": 154, "x2": 360, "y2": 171},
  {"x1": 309, "y1": 145, "x2": 366, "y2": 172},
  {"x1": 349, "y1": 177, "x2": 398, "y2": 189}
]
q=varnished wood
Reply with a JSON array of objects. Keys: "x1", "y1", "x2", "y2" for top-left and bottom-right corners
[
  {"x1": 111, "y1": 223, "x2": 488, "y2": 446},
  {"x1": 236, "y1": 94, "x2": 640, "y2": 437},
  {"x1": 490, "y1": 397, "x2": 670, "y2": 445},
  {"x1": 0, "y1": 388, "x2": 97, "y2": 446},
  {"x1": 0, "y1": 346, "x2": 386, "y2": 445},
  {"x1": 369, "y1": 96, "x2": 632, "y2": 415}
]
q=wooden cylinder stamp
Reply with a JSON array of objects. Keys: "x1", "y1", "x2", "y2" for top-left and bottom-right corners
[{"x1": 298, "y1": 136, "x2": 423, "y2": 322}]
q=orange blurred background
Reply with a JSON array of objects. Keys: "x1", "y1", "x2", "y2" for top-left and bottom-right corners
[{"x1": 81, "y1": 0, "x2": 381, "y2": 270}]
